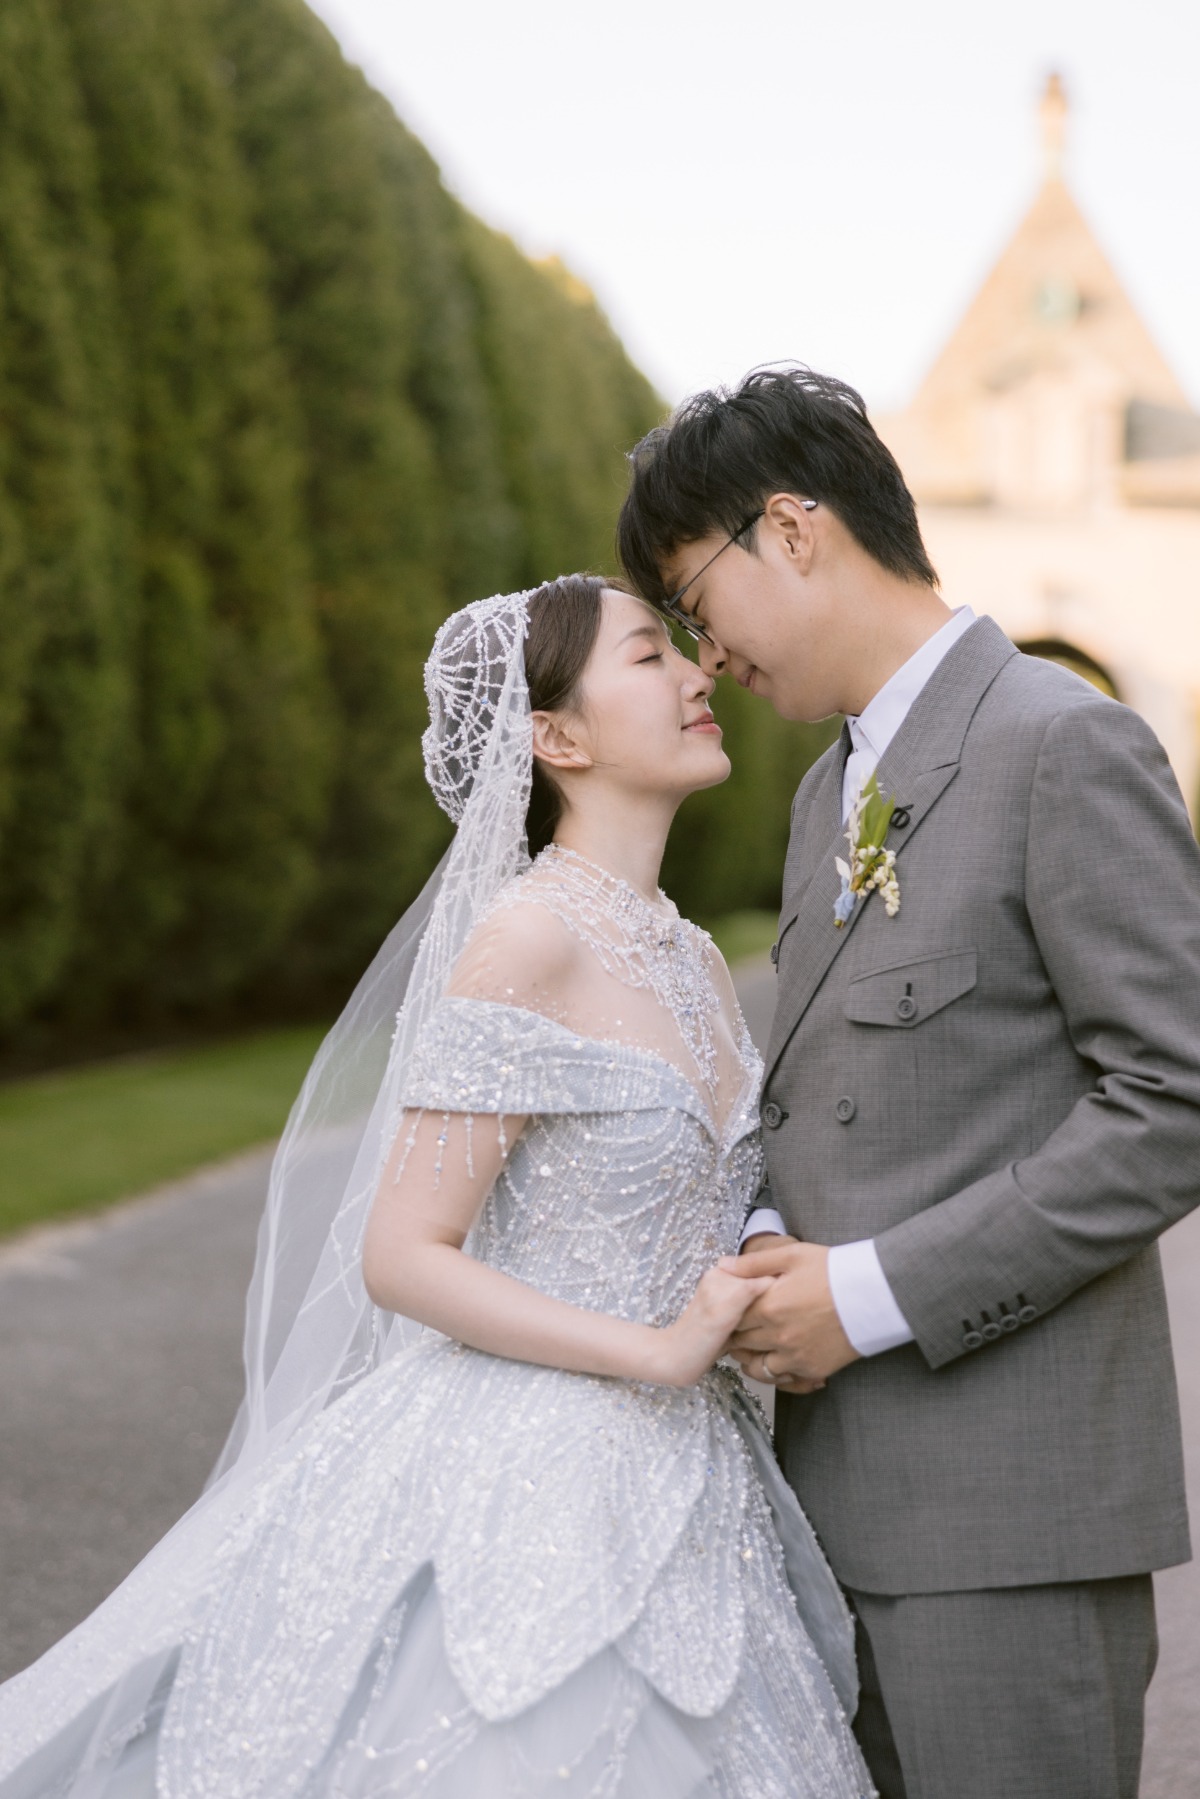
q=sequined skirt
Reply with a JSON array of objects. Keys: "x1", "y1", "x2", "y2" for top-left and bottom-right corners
[{"x1": 0, "y1": 1342, "x2": 871, "y2": 1798}]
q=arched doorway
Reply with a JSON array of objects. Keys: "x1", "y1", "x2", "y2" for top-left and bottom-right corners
[{"x1": 1015, "y1": 638, "x2": 1121, "y2": 700}]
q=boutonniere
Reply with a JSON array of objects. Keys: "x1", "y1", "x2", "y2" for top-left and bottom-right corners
[{"x1": 834, "y1": 774, "x2": 900, "y2": 927}]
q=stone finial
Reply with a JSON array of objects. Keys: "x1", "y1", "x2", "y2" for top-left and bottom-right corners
[{"x1": 1040, "y1": 71, "x2": 1068, "y2": 178}]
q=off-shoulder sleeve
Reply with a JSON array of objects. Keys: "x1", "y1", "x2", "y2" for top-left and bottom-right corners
[{"x1": 399, "y1": 997, "x2": 694, "y2": 1120}]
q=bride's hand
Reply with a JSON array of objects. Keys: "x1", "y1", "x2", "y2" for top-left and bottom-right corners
[{"x1": 649, "y1": 1268, "x2": 776, "y2": 1388}]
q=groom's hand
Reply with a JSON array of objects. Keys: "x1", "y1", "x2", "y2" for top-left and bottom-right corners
[
  {"x1": 721, "y1": 1241, "x2": 860, "y2": 1386},
  {"x1": 740, "y1": 1231, "x2": 786, "y2": 1256}
]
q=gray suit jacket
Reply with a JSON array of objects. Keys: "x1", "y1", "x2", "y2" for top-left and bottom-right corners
[{"x1": 767, "y1": 616, "x2": 1198, "y2": 1594}]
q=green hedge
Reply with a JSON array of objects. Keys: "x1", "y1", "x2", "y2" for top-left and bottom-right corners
[{"x1": 0, "y1": 0, "x2": 831, "y2": 1056}]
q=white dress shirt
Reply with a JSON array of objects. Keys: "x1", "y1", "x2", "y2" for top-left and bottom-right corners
[{"x1": 742, "y1": 606, "x2": 977, "y2": 1357}]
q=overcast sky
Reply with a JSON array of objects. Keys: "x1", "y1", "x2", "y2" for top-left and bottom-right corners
[{"x1": 308, "y1": 0, "x2": 1200, "y2": 414}]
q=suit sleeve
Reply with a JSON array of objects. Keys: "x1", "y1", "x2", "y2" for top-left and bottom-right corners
[{"x1": 875, "y1": 699, "x2": 1200, "y2": 1369}]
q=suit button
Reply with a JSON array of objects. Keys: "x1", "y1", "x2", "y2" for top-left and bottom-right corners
[
  {"x1": 896, "y1": 995, "x2": 918, "y2": 1021},
  {"x1": 1018, "y1": 1304, "x2": 1037, "y2": 1324},
  {"x1": 999, "y1": 1313, "x2": 1019, "y2": 1333},
  {"x1": 769, "y1": 941, "x2": 779, "y2": 967},
  {"x1": 762, "y1": 1102, "x2": 785, "y2": 1129},
  {"x1": 981, "y1": 1321, "x2": 1002, "y2": 1342},
  {"x1": 835, "y1": 1096, "x2": 856, "y2": 1124},
  {"x1": 962, "y1": 1330, "x2": 984, "y2": 1350}
]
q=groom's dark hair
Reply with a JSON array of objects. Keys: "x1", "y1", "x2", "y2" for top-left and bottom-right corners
[{"x1": 617, "y1": 364, "x2": 938, "y2": 602}]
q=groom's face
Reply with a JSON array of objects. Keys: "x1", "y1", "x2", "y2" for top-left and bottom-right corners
[{"x1": 659, "y1": 496, "x2": 840, "y2": 722}]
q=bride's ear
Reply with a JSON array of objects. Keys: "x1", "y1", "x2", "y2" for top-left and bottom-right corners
[{"x1": 531, "y1": 710, "x2": 593, "y2": 773}]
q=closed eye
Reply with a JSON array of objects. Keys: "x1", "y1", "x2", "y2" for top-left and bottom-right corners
[{"x1": 637, "y1": 651, "x2": 664, "y2": 664}]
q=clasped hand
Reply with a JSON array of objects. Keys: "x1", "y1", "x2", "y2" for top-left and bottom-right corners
[{"x1": 720, "y1": 1236, "x2": 861, "y2": 1393}]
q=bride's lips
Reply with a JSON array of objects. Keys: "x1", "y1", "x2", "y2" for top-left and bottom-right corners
[{"x1": 683, "y1": 710, "x2": 721, "y2": 735}]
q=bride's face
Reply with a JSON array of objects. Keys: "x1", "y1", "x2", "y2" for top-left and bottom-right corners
[{"x1": 534, "y1": 589, "x2": 731, "y2": 800}]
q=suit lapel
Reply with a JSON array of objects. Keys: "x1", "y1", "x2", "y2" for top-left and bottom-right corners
[
  {"x1": 765, "y1": 617, "x2": 1017, "y2": 1084},
  {"x1": 780, "y1": 728, "x2": 848, "y2": 912}
]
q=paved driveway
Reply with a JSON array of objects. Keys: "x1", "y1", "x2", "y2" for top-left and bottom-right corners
[
  {"x1": 0, "y1": 1150, "x2": 268, "y2": 1680},
  {"x1": 0, "y1": 963, "x2": 1196, "y2": 1793}
]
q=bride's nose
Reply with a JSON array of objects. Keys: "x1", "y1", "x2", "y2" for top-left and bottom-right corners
[{"x1": 684, "y1": 661, "x2": 716, "y2": 700}]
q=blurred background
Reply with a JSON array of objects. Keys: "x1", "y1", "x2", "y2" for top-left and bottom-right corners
[{"x1": 1, "y1": 4, "x2": 1198, "y2": 1781}]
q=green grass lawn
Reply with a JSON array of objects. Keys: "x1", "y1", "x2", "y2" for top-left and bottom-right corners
[{"x1": 0, "y1": 1026, "x2": 327, "y2": 1240}]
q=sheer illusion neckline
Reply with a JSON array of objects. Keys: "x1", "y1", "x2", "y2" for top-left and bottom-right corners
[
  {"x1": 525, "y1": 846, "x2": 729, "y2": 1094},
  {"x1": 538, "y1": 843, "x2": 678, "y2": 924},
  {"x1": 442, "y1": 995, "x2": 762, "y2": 1148}
]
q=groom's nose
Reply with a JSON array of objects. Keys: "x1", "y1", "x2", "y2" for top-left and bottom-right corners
[{"x1": 698, "y1": 634, "x2": 728, "y2": 680}]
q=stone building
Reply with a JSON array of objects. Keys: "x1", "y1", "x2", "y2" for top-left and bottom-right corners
[{"x1": 877, "y1": 74, "x2": 1200, "y2": 813}]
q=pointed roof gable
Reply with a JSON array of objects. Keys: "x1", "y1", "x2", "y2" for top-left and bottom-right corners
[
  {"x1": 878, "y1": 75, "x2": 1200, "y2": 509},
  {"x1": 912, "y1": 173, "x2": 1185, "y2": 419}
]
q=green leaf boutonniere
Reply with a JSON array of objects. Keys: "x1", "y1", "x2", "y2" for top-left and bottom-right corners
[{"x1": 834, "y1": 774, "x2": 901, "y2": 928}]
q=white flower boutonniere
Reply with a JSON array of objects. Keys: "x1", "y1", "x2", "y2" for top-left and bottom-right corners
[{"x1": 834, "y1": 773, "x2": 901, "y2": 928}]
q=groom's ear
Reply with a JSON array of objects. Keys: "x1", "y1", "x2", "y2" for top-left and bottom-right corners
[
  {"x1": 531, "y1": 710, "x2": 593, "y2": 773},
  {"x1": 762, "y1": 493, "x2": 818, "y2": 575}
]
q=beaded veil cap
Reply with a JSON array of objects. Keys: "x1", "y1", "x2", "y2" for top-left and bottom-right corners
[{"x1": 422, "y1": 590, "x2": 534, "y2": 825}]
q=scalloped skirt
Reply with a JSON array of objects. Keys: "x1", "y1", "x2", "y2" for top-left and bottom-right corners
[
  {"x1": 80, "y1": 1555, "x2": 869, "y2": 1799},
  {"x1": 0, "y1": 1349, "x2": 872, "y2": 1798}
]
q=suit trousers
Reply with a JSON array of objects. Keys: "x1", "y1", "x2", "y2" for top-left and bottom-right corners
[{"x1": 847, "y1": 1576, "x2": 1157, "y2": 1799}]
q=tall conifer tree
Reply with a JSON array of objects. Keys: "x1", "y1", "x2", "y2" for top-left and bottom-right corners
[
  {"x1": 58, "y1": 0, "x2": 329, "y2": 1015},
  {"x1": 0, "y1": 0, "x2": 134, "y2": 1032},
  {"x1": 461, "y1": 222, "x2": 661, "y2": 583},
  {"x1": 0, "y1": 0, "x2": 834, "y2": 1049},
  {"x1": 200, "y1": 0, "x2": 459, "y2": 984}
]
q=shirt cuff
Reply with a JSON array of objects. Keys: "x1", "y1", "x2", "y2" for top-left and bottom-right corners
[
  {"x1": 827, "y1": 1239, "x2": 915, "y2": 1356},
  {"x1": 738, "y1": 1207, "x2": 788, "y2": 1248}
]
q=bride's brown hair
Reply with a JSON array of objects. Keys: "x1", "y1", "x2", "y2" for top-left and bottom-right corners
[{"x1": 523, "y1": 574, "x2": 636, "y2": 855}]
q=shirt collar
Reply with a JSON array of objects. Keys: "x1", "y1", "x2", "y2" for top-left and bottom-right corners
[{"x1": 847, "y1": 606, "x2": 976, "y2": 763}]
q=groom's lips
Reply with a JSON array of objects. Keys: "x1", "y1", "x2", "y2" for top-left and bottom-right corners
[{"x1": 737, "y1": 666, "x2": 758, "y2": 692}]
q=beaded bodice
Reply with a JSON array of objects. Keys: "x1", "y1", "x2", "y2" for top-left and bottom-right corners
[
  {"x1": 401, "y1": 846, "x2": 765, "y2": 1326},
  {"x1": 404, "y1": 997, "x2": 763, "y2": 1328}
]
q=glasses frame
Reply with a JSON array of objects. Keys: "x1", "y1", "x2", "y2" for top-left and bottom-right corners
[{"x1": 658, "y1": 501, "x2": 817, "y2": 646}]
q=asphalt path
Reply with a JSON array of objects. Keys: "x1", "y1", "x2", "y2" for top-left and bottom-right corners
[{"x1": 0, "y1": 959, "x2": 1196, "y2": 1795}]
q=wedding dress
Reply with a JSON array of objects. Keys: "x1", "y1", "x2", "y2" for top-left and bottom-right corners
[{"x1": 0, "y1": 591, "x2": 871, "y2": 1798}]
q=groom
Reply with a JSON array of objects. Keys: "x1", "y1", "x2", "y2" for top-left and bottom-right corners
[{"x1": 617, "y1": 366, "x2": 1200, "y2": 1799}]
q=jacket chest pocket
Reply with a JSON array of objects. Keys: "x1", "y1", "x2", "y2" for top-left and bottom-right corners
[{"x1": 844, "y1": 948, "x2": 977, "y2": 1028}]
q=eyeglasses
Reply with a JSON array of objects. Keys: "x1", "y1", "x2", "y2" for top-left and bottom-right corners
[{"x1": 658, "y1": 501, "x2": 817, "y2": 646}]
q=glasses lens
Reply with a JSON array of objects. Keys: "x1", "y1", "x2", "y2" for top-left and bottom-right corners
[
  {"x1": 661, "y1": 604, "x2": 707, "y2": 648},
  {"x1": 667, "y1": 620, "x2": 703, "y2": 658}
]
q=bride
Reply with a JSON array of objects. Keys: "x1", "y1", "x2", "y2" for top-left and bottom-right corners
[{"x1": 0, "y1": 577, "x2": 872, "y2": 1797}]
